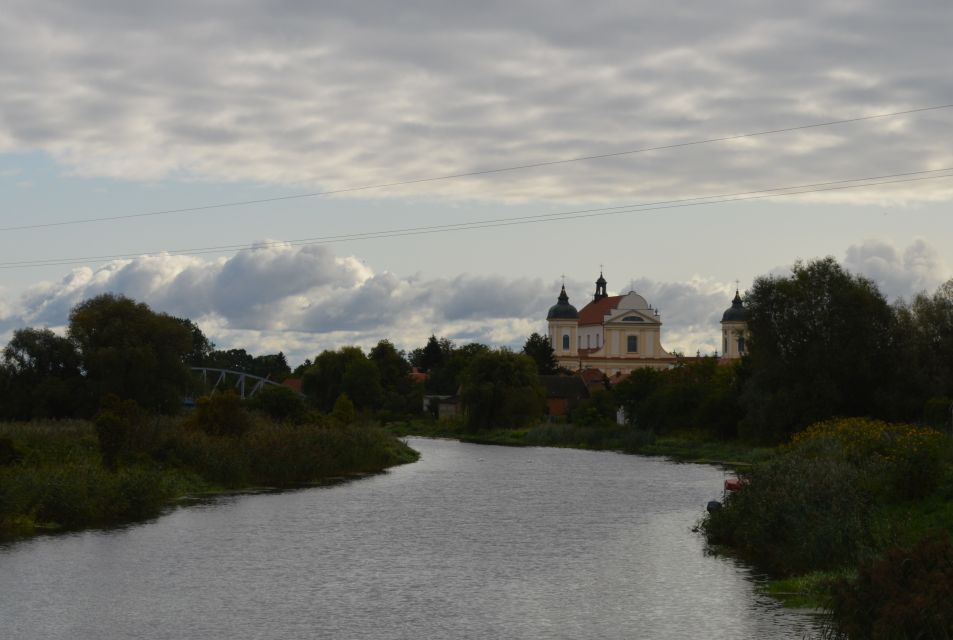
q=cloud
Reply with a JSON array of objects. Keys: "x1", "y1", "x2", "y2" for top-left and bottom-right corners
[
  {"x1": 843, "y1": 238, "x2": 948, "y2": 301},
  {"x1": 3, "y1": 238, "x2": 948, "y2": 366},
  {"x1": 1, "y1": 1, "x2": 953, "y2": 205},
  {"x1": 0, "y1": 242, "x2": 738, "y2": 364}
]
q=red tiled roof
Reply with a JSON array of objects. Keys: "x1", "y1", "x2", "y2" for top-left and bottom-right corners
[
  {"x1": 282, "y1": 378, "x2": 303, "y2": 392},
  {"x1": 578, "y1": 295, "x2": 622, "y2": 325}
]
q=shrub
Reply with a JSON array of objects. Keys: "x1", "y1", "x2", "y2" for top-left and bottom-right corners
[
  {"x1": 790, "y1": 417, "x2": 948, "y2": 499},
  {"x1": 188, "y1": 391, "x2": 253, "y2": 437},
  {"x1": 0, "y1": 436, "x2": 19, "y2": 466},
  {"x1": 824, "y1": 535, "x2": 953, "y2": 639},
  {"x1": 330, "y1": 393, "x2": 356, "y2": 426},
  {"x1": 704, "y1": 446, "x2": 877, "y2": 575},
  {"x1": 94, "y1": 395, "x2": 148, "y2": 470},
  {"x1": 247, "y1": 385, "x2": 307, "y2": 423}
]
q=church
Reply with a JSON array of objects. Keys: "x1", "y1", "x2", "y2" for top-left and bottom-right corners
[{"x1": 546, "y1": 272, "x2": 747, "y2": 375}]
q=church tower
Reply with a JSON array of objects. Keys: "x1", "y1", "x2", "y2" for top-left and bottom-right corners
[
  {"x1": 720, "y1": 289, "x2": 748, "y2": 359},
  {"x1": 593, "y1": 272, "x2": 608, "y2": 301},
  {"x1": 547, "y1": 284, "x2": 579, "y2": 358}
]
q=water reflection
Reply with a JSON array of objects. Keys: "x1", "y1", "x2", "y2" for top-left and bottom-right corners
[{"x1": 1, "y1": 438, "x2": 820, "y2": 639}]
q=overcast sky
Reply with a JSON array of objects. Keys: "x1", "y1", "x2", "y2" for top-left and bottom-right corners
[{"x1": 2, "y1": 0, "x2": 952, "y2": 365}]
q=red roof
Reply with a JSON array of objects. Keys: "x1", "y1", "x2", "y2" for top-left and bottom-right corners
[
  {"x1": 282, "y1": 378, "x2": 303, "y2": 392},
  {"x1": 578, "y1": 295, "x2": 622, "y2": 325}
]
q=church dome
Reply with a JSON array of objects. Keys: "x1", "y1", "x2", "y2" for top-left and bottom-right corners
[
  {"x1": 547, "y1": 285, "x2": 579, "y2": 320},
  {"x1": 721, "y1": 290, "x2": 746, "y2": 322}
]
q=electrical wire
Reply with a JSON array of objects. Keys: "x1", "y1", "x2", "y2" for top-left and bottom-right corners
[
  {"x1": 2, "y1": 103, "x2": 951, "y2": 233},
  {"x1": 3, "y1": 166, "x2": 952, "y2": 270}
]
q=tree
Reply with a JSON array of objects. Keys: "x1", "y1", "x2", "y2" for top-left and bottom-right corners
[
  {"x1": 68, "y1": 294, "x2": 195, "y2": 413},
  {"x1": 302, "y1": 346, "x2": 371, "y2": 411},
  {"x1": 522, "y1": 332, "x2": 559, "y2": 375},
  {"x1": 460, "y1": 349, "x2": 545, "y2": 430},
  {"x1": 369, "y1": 340, "x2": 421, "y2": 416},
  {"x1": 342, "y1": 356, "x2": 383, "y2": 410},
  {"x1": 739, "y1": 258, "x2": 894, "y2": 441},
  {"x1": 427, "y1": 342, "x2": 489, "y2": 395},
  {"x1": 409, "y1": 335, "x2": 452, "y2": 372},
  {"x1": 250, "y1": 352, "x2": 291, "y2": 381},
  {"x1": 174, "y1": 317, "x2": 215, "y2": 366},
  {"x1": 0, "y1": 327, "x2": 85, "y2": 419}
]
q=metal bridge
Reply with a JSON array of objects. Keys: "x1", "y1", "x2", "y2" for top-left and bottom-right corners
[{"x1": 191, "y1": 367, "x2": 290, "y2": 399}]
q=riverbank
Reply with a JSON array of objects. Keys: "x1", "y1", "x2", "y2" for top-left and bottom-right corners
[
  {"x1": 0, "y1": 419, "x2": 418, "y2": 540},
  {"x1": 386, "y1": 419, "x2": 774, "y2": 467}
]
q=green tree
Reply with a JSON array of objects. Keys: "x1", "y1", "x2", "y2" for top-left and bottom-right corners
[
  {"x1": 342, "y1": 356, "x2": 383, "y2": 410},
  {"x1": 331, "y1": 392, "x2": 356, "y2": 425},
  {"x1": 410, "y1": 334, "x2": 452, "y2": 372},
  {"x1": 460, "y1": 349, "x2": 545, "y2": 430},
  {"x1": 427, "y1": 342, "x2": 489, "y2": 395},
  {"x1": 302, "y1": 346, "x2": 370, "y2": 411},
  {"x1": 174, "y1": 317, "x2": 215, "y2": 366},
  {"x1": 739, "y1": 258, "x2": 894, "y2": 441},
  {"x1": 250, "y1": 352, "x2": 291, "y2": 381},
  {"x1": 522, "y1": 332, "x2": 559, "y2": 375},
  {"x1": 68, "y1": 294, "x2": 195, "y2": 413},
  {"x1": 0, "y1": 327, "x2": 86, "y2": 419},
  {"x1": 369, "y1": 339, "x2": 421, "y2": 416}
]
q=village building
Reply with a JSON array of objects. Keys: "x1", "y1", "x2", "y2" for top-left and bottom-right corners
[{"x1": 547, "y1": 272, "x2": 747, "y2": 375}]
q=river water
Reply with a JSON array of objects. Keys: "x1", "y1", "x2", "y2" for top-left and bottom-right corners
[{"x1": 1, "y1": 438, "x2": 820, "y2": 639}]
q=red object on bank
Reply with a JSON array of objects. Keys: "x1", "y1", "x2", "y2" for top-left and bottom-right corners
[{"x1": 724, "y1": 478, "x2": 745, "y2": 492}]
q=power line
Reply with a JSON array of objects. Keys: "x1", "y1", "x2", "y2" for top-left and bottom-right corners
[
  {"x1": 3, "y1": 167, "x2": 952, "y2": 270},
  {"x1": 2, "y1": 102, "x2": 952, "y2": 234}
]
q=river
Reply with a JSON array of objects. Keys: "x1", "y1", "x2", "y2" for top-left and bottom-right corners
[{"x1": 1, "y1": 437, "x2": 821, "y2": 639}]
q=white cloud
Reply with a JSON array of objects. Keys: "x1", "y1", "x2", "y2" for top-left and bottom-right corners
[
  {"x1": 843, "y1": 238, "x2": 948, "y2": 301},
  {"x1": 2, "y1": 238, "x2": 949, "y2": 366},
  {"x1": 1, "y1": 1, "x2": 952, "y2": 205}
]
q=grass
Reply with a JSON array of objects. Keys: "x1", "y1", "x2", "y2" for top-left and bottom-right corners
[
  {"x1": 761, "y1": 570, "x2": 852, "y2": 609},
  {"x1": 387, "y1": 419, "x2": 774, "y2": 467},
  {"x1": 0, "y1": 418, "x2": 419, "y2": 540}
]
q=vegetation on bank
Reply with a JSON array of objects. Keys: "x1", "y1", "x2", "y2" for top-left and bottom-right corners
[
  {"x1": 703, "y1": 417, "x2": 953, "y2": 636},
  {"x1": 388, "y1": 420, "x2": 774, "y2": 466},
  {"x1": 0, "y1": 397, "x2": 418, "y2": 540}
]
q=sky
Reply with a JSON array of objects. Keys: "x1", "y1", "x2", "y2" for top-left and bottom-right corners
[{"x1": 1, "y1": 0, "x2": 952, "y2": 366}]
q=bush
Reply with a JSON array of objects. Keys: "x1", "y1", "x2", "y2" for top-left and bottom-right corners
[
  {"x1": 924, "y1": 396, "x2": 952, "y2": 430},
  {"x1": 704, "y1": 446, "x2": 877, "y2": 575},
  {"x1": 188, "y1": 391, "x2": 254, "y2": 437},
  {"x1": 247, "y1": 385, "x2": 307, "y2": 423},
  {"x1": 94, "y1": 395, "x2": 149, "y2": 470},
  {"x1": 331, "y1": 393, "x2": 356, "y2": 426},
  {"x1": 791, "y1": 417, "x2": 948, "y2": 499},
  {"x1": 824, "y1": 535, "x2": 953, "y2": 639},
  {"x1": 0, "y1": 436, "x2": 19, "y2": 466}
]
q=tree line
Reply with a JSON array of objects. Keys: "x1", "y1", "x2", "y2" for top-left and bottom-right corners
[
  {"x1": 4, "y1": 256, "x2": 950, "y2": 441},
  {"x1": 0, "y1": 293, "x2": 555, "y2": 429},
  {"x1": 606, "y1": 257, "x2": 953, "y2": 443}
]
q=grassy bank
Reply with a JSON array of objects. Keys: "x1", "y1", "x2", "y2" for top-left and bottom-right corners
[
  {"x1": 0, "y1": 417, "x2": 418, "y2": 539},
  {"x1": 702, "y1": 418, "x2": 953, "y2": 634},
  {"x1": 387, "y1": 419, "x2": 774, "y2": 466}
]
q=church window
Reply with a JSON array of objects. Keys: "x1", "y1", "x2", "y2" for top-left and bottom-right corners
[
  {"x1": 562, "y1": 334, "x2": 569, "y2": 350},
  {"x1": 587, "y1": 335, "x2": 591, "y2": 348},
  {"x1": 622, "y1": 316, "x2": 644, "y2": 322},
  {"x1": 738, "y1": 335, "x2": 746, "y2": 354},
  {"x1": 723, "y1": 336, "x2": 728, "y2": 354},
  {"x1": 627, "y1": 336, "x2": 638, "y2": 353}
]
